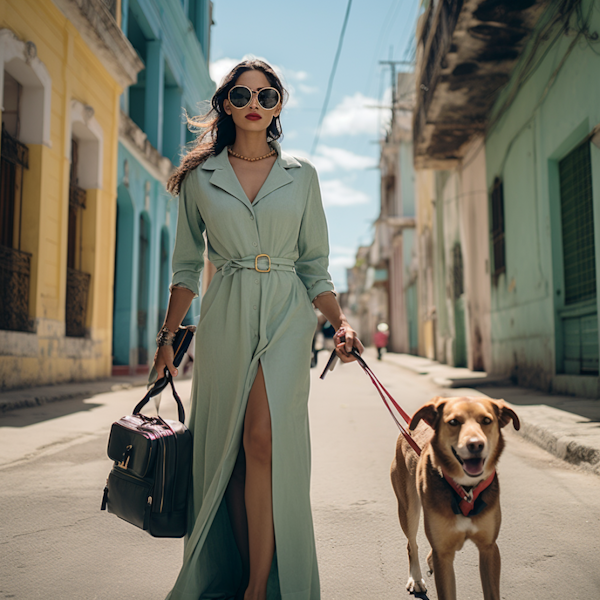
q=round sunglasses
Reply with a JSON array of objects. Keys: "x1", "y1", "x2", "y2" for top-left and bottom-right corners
[{"x1": 228, "y1": 85, "x2": 281, "y2": 111}]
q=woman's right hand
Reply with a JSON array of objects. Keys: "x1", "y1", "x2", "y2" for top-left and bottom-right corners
[{"x1": 152, "y1": 344, "x2": 178, "y2": 381}]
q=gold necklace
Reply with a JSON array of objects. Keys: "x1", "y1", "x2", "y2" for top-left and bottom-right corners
[{"x1": 228, "y1": 147, "x2": 276, "y2": 162}]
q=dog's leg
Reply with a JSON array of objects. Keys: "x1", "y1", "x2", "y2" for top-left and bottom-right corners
[
  {"x1": 426, "y1": 548, "x2": 434, "y2": 575},
  {"x1": 398, "y1": 486, "x2": 427, "y2": 593},
  {"x1": 478, "y1": 542, "x2": 501, "y2": 600},
  {"x1": 391, "y1": 453, "x2": 427, "y2": 594},
  {"x1": 431, "y1": 549, "x2": 457, "y2": 600}
]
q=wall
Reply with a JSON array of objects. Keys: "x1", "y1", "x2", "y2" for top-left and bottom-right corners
[
  {"x1": 459, "y1": 137, "x2": 491, "y2": 372},
  {"x1": 0, "y1": 0, "x2": 124, "y2": 389},
  {"x1": 485, "y1": 0, "x2": 600, "y2": 395}
]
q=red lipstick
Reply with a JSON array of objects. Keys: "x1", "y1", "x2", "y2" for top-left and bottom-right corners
[{"x1": 245, "y1": 113, "x2": 261, "y2": 121}]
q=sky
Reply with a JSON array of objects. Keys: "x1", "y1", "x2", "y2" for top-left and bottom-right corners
[{"x1": 207, "y1": 0, "x2": 419, "y2": 292}]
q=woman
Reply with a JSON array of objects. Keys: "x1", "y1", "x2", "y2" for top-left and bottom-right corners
[{"x1": 153, "y1": 59, "x2": 363, "y2": 600}]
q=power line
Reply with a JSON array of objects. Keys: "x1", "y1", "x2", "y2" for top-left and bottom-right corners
[{"x1": 310, "y1": 0, "x2": 353, "y2": 157}]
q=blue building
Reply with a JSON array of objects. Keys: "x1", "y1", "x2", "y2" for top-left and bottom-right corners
[{"x1": 113, "y1": 0, "x2": 215, "y2": 374}]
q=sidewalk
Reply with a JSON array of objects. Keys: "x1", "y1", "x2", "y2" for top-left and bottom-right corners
[
  {"x1": 382, "y1": 352, "x2": 600, "y2": 477},
  {"x1": 0, "y1": 374, "x2": 150, "y2": 413}
]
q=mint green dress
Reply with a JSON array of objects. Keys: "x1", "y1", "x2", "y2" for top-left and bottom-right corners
[{"x1": 166, "y1": 141, "x2": 334, "y2": 600}]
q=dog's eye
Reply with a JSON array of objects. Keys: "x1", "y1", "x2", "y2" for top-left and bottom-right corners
[
  {"x1": 448, "y1": 419, "x2": 460, "y2": 426},
  {"x1": 482, "y1": 417, "x2": 492, "y2": 425}
]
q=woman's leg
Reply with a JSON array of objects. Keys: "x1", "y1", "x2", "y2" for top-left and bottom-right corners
[
  {"x1": 225, "y1": 445, "x2": 249, "y2": 598},
  {"x1": 242, "y1": 362, "x2": 275, "y2": 600}
]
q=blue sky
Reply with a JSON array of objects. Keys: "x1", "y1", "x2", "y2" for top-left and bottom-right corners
[{"x1": 208, "y1": 0, "x2": 418, "y2": 291}]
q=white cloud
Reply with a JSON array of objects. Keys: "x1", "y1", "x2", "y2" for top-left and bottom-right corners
[
  {"x1": 320, "y1": 179, "x2": 371, "y2": 207},
  {"x1": 285, "y1": 145, "x2": 376, "y2": 174},
  {"x1": 299, "y1": 84, "x2": 318, "y2": 94},
  {"x1": 209, "y1": 57, "x2": 240, "y2": 87},
  {"x1": 329, "y1": 245, "x2": 357, "y2": 268},
  {"x1": 321, "y1": 89, "x2": 392, "y2": 137}
]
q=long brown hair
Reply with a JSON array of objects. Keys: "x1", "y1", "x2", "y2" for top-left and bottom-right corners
[{"x1": 167, "y1": 59, "x2": 288, "y2": 196}]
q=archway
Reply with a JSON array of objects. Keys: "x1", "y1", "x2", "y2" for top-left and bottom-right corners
[
  {"x1": 137, "y1": 211, "x2": 151, "y2": 367},
  {"x1": 158, "y1": 226, "x2": 170, "y2": 327},
  {"x1": 112, "y1": 185, "x2": 135, "y2": 366}
]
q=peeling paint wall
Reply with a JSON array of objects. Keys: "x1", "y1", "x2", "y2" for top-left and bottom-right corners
[{"x1": 485, "y1": 0, "x2": 600, "y2": 396}]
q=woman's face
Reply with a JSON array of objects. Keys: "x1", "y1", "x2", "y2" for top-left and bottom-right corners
[{"x1": 223, "y1": 69, "x2": 282, "y2": 135}]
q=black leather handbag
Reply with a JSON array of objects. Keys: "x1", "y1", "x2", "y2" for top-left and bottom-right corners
[{"x1": 101, "y1": 326, "x2": 195, "y2": 538}]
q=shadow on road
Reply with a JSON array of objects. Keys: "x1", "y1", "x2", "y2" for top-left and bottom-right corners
[{"x1": 0, "y1": 396, "x2": 104, "y2": 427}]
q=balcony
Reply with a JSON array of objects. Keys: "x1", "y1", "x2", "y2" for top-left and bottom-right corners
[
  {"x1": 413, "y1": 0, "x2": 547, "y2": 168},
  {"x1": 0, "y1": 245, "x2": 32, "y2": 332},
  {"x1": 66, "y1": 267, "x2": 91, "y2": 337}
]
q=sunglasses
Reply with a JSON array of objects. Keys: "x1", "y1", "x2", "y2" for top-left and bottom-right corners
[{"x1": 228, "y1": 85, "x2": 281, "y2": 110}]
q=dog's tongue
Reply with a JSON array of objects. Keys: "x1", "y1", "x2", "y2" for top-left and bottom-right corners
[{"x1": 463, "y1": 458, "x2": 484, "y2": 475}]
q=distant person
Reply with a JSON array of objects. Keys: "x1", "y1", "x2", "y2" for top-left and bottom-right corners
[
  {"x1": 151, "y1": 59, "x2": 364, "y2": 600},
  {"x1": 374, "y1": 322, "x2": 389, "y2": 360}
]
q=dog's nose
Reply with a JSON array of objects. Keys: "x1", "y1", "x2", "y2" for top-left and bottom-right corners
[{"x1": 467, "y1": 440, "x2": 484, "y2": 454}]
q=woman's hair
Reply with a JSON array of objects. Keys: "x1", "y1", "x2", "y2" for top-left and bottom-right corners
[{"x1": 167, "y1": 59, "x2": 287, "y2": 196}]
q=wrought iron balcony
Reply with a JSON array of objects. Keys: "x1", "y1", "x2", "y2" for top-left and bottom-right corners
[
  {"x1": 66, "y1": 267, "x2": 91, "y2": 337},
  {"x1": 1, "y1": 127, "x2": 29, "y2": 168},
  {"x1": 413, "y1": 0, "x2": 547, "y2": 168},
  {"x1": 0, "y1": 245, "x2": 32, "y2": 332}
]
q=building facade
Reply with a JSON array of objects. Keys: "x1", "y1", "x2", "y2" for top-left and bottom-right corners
[
  {"x1": 347, "y1": 73, "x2": 418, "y2": 354},
  {"x1": 413, "y1": 0, "x2": 600, "y2": 396},
  {"x1": 112, "y1": 0, "x2": 214, "y2": 374},
  {"x1": 0, "y1": 0, "x2": 141, "y2": 389}
]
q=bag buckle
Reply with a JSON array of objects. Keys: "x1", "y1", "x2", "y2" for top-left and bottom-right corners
[
  {"x1": 117, "y1": 444, "x2": 133, "y2": 469},
  {"x1": 255, "y1": 254, "x2": 271, "y2": 273}
]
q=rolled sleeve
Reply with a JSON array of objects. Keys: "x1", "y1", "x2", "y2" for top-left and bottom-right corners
[
  {"x1": 296, "y1": 169, "x2": 335, "y2": 302},
  {"x1": 171, "y1": 173, "x2": 206, "y2": 298}
]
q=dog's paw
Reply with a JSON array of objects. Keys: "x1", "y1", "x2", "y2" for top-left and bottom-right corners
[{"x1": 406, "y1": 577, "x2": 427, "y2": 593}]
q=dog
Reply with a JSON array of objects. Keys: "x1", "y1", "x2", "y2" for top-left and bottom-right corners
[{"x1": 390, "y1": 396, "x2": 519, "y2": 600}]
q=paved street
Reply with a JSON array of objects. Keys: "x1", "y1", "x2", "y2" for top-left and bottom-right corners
[{"x1": 1, "y1": 349, "x2": 600, "y2": 599}]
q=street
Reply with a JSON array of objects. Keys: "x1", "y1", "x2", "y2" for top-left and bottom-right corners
[{"x1": 1, "y1": 350, "x2": 600, "y2": 599}]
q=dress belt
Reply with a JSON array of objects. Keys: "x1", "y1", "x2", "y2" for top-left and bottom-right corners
[{"x1": 216, "y1": 254, "x2": 296, "y2": 277}]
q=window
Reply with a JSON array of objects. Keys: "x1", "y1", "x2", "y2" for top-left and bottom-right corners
[
  {"x1": 490, "y1": 177, "x2": 505, "y2": 280},
  {"x1": 0, "y1": 72, "x2": 31, "y2": 332},
  {"x1": 558, "y1": 141, "x2": 598, "y2": 376},
  {"x1": 559, "y1": 142, "x2": 596, "y2": 305},
  {"x1": 65, "y1": 138, "x2": 91, "y2": 337}
]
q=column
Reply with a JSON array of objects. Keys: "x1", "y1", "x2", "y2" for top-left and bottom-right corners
[{"x1": 145, "y1": 40, "x2": 164, "y2": 153}]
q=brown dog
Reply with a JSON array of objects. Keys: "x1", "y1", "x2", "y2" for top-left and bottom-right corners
[{"x1": 390, "y1": 396, "x2": 519, "y2": 600}]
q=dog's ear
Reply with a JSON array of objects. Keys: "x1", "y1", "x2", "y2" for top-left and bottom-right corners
[
  {"x1": 410, "y1": 397, "x2": 445, "y2": 430},
  {"x1": 491, "y1": 399, "x2": 520, "y2": 430}
]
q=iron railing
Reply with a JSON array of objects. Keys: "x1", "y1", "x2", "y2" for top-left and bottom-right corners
[
  {"x1": 65, "y1": 267, "x2": 91, "y2": 337},
  {"x1": 0, "y1": 245, "x2": 31, "y2": 331},
  {"x1": 1, "y1": 126, "x2": 29, "y2": 168}
]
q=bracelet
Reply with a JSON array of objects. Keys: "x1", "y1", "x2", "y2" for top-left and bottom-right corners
[{"x1": 156, "y1": 325, "x2": 176, "y2": 347}]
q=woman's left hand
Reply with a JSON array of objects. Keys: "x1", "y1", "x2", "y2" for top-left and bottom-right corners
[{"x1": 334, "y1": 323, "x2": 364, "y2": 363}]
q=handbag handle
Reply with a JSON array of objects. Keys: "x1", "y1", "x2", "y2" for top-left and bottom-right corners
[{"x1": 133, "y1": 368, "x2": 186, "y2": 423}]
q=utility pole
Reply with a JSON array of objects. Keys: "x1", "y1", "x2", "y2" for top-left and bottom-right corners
[{"x1": 378, "y1": 58, "x2": 412, "y2": 127}]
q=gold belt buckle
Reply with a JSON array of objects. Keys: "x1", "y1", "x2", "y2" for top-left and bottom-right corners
[{"x1": 255, "y1": 254, "x2": 271, "y2": 273}]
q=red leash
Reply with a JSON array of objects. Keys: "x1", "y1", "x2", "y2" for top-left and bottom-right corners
[{"x1": 320, "y1": 348, "x2": 422, "y2": 456}]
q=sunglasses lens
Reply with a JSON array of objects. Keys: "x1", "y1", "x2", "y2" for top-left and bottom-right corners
[
  {"x1": 258, "y1": 89, "x2": 280, "y2": 109},
  {"x1": 230, "y1": 86, "x2": 251, "y2": 108}
]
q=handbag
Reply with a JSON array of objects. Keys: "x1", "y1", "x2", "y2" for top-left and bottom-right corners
[{"x1": 100, "y1": 326, "x2": 195, "y2": 538}]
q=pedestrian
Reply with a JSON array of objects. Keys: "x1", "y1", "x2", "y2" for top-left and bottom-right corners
[
  {"x1": 374, "y1": 322, "x2": 389, "y2": 360},
  {"x1": 151, "y1": 59, "x2": 364, "y2": 600}
]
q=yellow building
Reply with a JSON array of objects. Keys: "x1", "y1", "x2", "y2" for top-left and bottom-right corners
[{"x1": 0, "y1": 0, "x2": 141, "y2": 389}]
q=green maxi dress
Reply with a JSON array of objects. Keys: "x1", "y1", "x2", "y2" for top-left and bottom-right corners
[{"x1": 166, "y1": 140, "x2": 334, "y2": 600}]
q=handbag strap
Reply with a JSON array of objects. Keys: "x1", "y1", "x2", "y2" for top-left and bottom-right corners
[
  {"x1": 133, "y1": 369, "x2": 186, "y2": 423},
  {"x1": 321, "y1": 348, "x2": 421, "y2": 456}
]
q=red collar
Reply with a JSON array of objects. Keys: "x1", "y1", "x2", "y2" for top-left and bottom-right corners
[{"x1": 442, "y1": 470, "x2": 496, "y2": 517}]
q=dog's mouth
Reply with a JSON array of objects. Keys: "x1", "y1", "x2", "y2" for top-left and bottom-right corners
[{"x1": 452, "y1": 447, "x2": 485, "y2": 477}]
